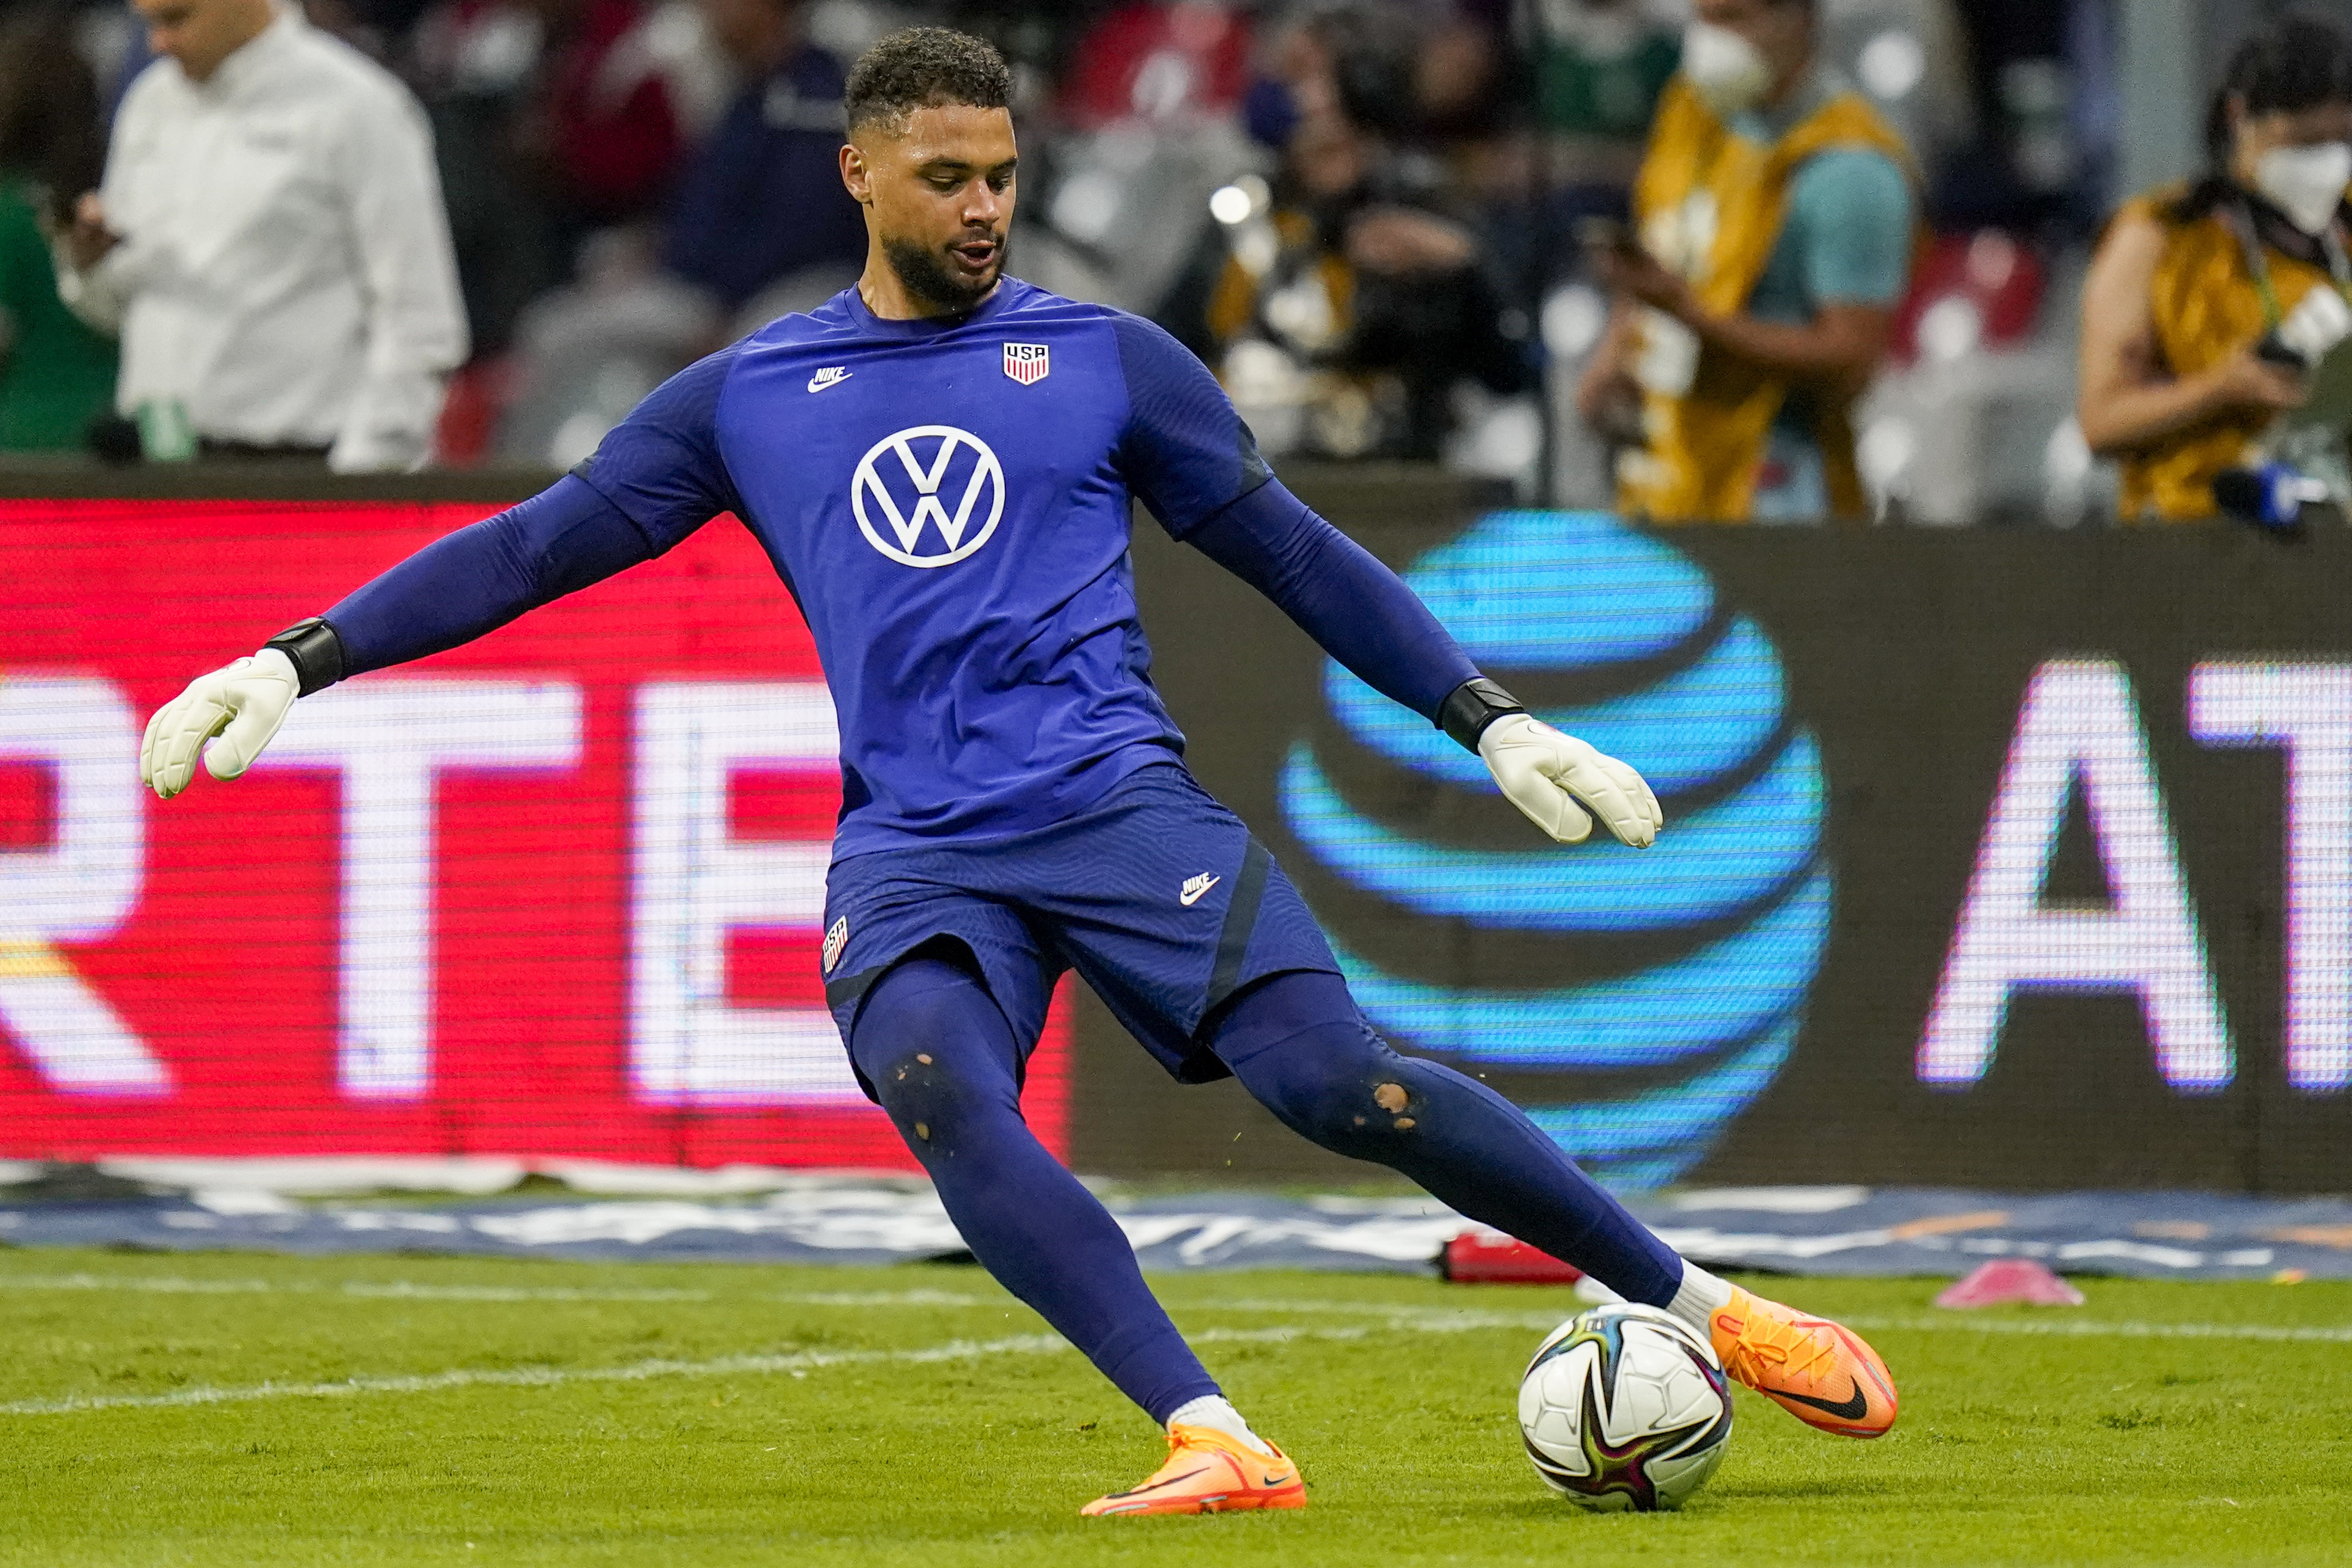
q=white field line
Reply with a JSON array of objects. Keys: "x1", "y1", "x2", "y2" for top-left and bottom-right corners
[
  {"x1": 0, "y1": 1335, "x2": 1068, "y2": 1417},
  {"x1": 788, "y1": 1291, "x2": 1564, "y2": 1332},
  {"x1": 342, "y1": 1282, "x2": 711, "y2": 1303},
  {"x1": 1205, "y1": 1297, "x2": 1565, "y2": 1330},
  {"x1": 0, "y1": 1271, "x2": 712, "y2": 1303},
  {"x1": 1840, "y1": 1314, "x2": 2352, "y2": 1345},
  {"x1": 0, "y1": 1275, "x2": 1553, "y2": 1334},
  {"x1": 13, "y1": 1275, "x2": 2349, "y2": 1344},
  {"x1": 776, "y1": 1289, "x2": 1005, "y2": 1309},
  {"x1": 1188, "y1": 1298, "x2": 2352, "y2": 1345},
  {"x1": 0, "y1": 1324, "x2": 1372, "y2": 1420}
]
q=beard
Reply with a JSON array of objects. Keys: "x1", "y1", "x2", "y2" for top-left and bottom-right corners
[{"x1": 882, "y1": 231, "x2": 1008, "y2": 314}]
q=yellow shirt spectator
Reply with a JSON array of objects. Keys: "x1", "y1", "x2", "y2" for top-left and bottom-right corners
[
  {"x1": 2078, "y1": 14, "x2": 2352, "y2": 522},
  {"x1": 1579, "y1": 0, "x2": 1913, "y2": 524}
]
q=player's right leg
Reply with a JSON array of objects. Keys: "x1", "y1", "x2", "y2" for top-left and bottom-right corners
[
  {"x1": 1015, "y1": 764, "x2": 1892, "y2": 1440},
  {"x1": 1205, "y1": 969, "x2": 1897, "y2": 1439},
  {"x1": 846, "y1": 948, "x2": 1306, "y2": 1514}
]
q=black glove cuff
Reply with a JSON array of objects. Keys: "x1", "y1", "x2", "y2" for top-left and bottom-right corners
[
  {"x1": 264, "y1": 617, "x2": 348, "y2": 697},
  {"x1": 1438, "y1": 677, "x2": 1526, "y2": 754}
]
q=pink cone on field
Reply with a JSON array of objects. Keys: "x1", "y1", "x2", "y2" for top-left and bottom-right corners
[{"x1": 1933, "y1": 1259, "x2": 2085, "y2": 1308}]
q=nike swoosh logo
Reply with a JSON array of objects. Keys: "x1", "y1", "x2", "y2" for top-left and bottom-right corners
[
  {"x1": 1124, "y1": 1466, "x2": 1211, "y2": 1495},
  {"x1": 1775, "y1": 1380, "x2": 1869, "y2": 1421},
  {"x1": 807, "y1": 370, "x2": 851, "y2": 392},
  {"x1": 1180, "y1": 876, "x2": 1219, "y2": 907},
  {"x1": 1262, "y1": 1472, "x2": 1293, "y2": 1487}
]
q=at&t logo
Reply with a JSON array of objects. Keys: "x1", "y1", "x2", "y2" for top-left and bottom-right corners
[
  {"x1": 851, "y1": 425, "x2": 1005, "y2": 568},
  {"x1": 1275, "y1": 511, "x2": 1831, "y2": 1188}
]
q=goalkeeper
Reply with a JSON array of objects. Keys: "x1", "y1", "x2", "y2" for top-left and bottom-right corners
[{"x1": 139, "y1": 26, "x2": 1896, "y2": 1517}]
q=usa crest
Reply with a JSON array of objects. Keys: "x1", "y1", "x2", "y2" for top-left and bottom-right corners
[{"x1": 1003, "y1": 342, "x2": 1050, "y2": 385}]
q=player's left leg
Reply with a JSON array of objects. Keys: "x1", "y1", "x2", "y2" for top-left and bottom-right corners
[
  {"x1": 1206, "y1": 968, "x2": 1897, "y2": 1439},
  {"x1": 848, "y1": 949, "x2": 1307, "y2": 1515}
]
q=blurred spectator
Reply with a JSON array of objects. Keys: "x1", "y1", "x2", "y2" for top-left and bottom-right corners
[
  {"x1": 494, "y1": 220, "x2": 719, "y2": 466},
  {"x1": 2077, "y1": 16, "x2": 2352, "y2": 523},
  {"x1": 484, "y1": 0, "x2": 738, "y2": 466},
  {"x1": 1577, "y1": 0, "x2": 1915, "y2": 521},
  {"x1": 1156, "y1": 2, "x2": 1531, "y2": 459},
  {"x1": 534, "y1": 0, "x2": 728, "y2": 228},
  {"x1": 1412, "y1": 1, "x2": 1503, "y2": 143},
  {"x1": 77, "y1": 2, "x2": 156, "y2": 121},
  {"x1": 664, "y1": 0, "x2": 864, "y2": 321},
  {"x1": 1016, "y1": 1, "x2": 1256, "y2": 315},
  {"x1": 55, "y1": 0, "x2": 468, "y2": 469},
  {"x1": 410, "y1": 0, "x2": 562, "y2": 356},
  {"x1": 0, "y1": 4, "x2": 116, "y2": 452},
  {"x1": 1057, "y1": 1, "x2": 1249, "y2": 130}
]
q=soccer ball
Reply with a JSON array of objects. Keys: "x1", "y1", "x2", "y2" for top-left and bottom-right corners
[{"x1": 1516, "y1": 1302, "x2": 1733, "y2": 1511}]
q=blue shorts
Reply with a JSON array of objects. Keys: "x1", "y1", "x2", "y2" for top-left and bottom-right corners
[{"x1": 820, "y1": 763, "x2": 1340, "y2": 1092}]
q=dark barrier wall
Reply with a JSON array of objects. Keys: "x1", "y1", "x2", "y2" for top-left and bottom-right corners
[
  {"x1": 7, "y1": 468, "x2": 2347, "y2": 1191},
  {"x1": 1090, "y1": 506, "x2": 2352, "y2": 1193}
]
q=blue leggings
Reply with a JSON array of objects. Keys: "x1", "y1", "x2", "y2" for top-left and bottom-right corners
[{"x1": 848, "y1": 956, "x2": 1683, "y2": 1423}]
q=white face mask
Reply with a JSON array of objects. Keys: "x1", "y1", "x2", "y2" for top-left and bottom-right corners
[
  {"x1": 2254, "y1": 142, "x2": 2352, "y2": 235},
  {"x1": 1681, "y1": 21, "x2": 1774, "y2": 119}
]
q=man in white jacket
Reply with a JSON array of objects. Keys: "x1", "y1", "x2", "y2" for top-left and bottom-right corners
[{"x1": 58, "y1": 0, "x2": 468, "y2": 471}]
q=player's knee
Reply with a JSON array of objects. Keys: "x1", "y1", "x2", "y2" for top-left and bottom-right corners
[
  {"x1": 852, "y1": 957, "x2": 1018, "y2": 1165},
  {"x1": 1236, "y1": 1024, "x2": 1429, "y2": 1158},
  {"x1": 870, "y1": 1046, "x2": 986, "y2": 1162},
  {"x1": 1316, "y1": 1074, "x2": 1429, "y2": 1160},
  {"x1": 1336, "y1": 1056, "x2": 1432, "y2": 1153}
]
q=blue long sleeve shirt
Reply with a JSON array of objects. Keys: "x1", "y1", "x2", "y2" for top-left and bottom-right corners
[{"x1": 326, "y1": 280, "x2": 1478, "y2": 856}]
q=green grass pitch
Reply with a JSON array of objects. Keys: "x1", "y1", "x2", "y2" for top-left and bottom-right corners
[{"x1": 2, "y1": 1248, "x2": 2349, "y2": 1566}]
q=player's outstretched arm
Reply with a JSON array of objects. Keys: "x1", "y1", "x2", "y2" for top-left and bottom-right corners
[
  {"x1": 140, "y1": 475, "x2": 660, "y2": 799},
  {"x1": 144, "y1": 345, "x2": 747, "y2": 801}
]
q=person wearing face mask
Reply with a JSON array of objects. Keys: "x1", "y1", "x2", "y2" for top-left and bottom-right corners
[
  {"x1": 1574, "y1": 0, "x2": 1915, "y2": 522},
  {"x1": 2077, "y1": 16, "x2": 2352, "y2": 522}
]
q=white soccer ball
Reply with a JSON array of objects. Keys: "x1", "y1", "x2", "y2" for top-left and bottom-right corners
[{"x1": 1516, "y1": 1302, "x2": 1733, "y2": 1511}]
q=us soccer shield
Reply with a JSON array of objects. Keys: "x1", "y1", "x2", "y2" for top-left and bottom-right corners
[{"x1": 1003, "y1": 342, "x2": 1050, "y2": 385}]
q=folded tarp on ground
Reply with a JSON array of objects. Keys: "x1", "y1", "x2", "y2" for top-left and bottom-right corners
[{"x1": 1, "y1": 1172, "x2": 2348, "y2": 1280}]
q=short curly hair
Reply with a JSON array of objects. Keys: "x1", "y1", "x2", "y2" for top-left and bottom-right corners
[{"x1": 844, "y1": 27, "x2": 1012, "y2": 136}]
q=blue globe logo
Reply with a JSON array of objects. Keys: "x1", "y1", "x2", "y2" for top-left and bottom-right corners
[{"x1": 1274, "y1": 510, "x2": 1831, "y2": 1188}]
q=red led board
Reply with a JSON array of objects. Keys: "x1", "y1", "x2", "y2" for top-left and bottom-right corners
[{"x1": 0, "y1": 499, "x2": 1071, "y2": 1169}]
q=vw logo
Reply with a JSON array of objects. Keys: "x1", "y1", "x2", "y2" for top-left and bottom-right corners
[{"x1": 850, "y1": 425, "x2": 1006, "y2": 568}]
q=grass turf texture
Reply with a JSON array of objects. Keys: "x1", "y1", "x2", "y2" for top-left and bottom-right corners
[{"x1": 1, "y1": 1250, "x2": 2348, "y2": 1566}]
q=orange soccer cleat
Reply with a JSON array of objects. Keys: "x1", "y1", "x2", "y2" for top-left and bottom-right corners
[
  {"x1": 1079, "y1": 1424, "x2": 1307, "y2": 1517},
  {"x1": 1709, "y1": 1285, "x2": 1899, "y2": 1438}
]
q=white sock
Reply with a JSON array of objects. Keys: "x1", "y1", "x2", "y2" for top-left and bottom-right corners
[
  {"x1": 1666, "y1": 1261, "x2": 1734, "y2": 1338},
  {"x1": 1165, "y1": 1394, "x2": 1274, "y2": 1457}
]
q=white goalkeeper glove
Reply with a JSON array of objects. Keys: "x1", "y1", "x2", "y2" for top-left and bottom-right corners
[
  {"x1": 139, "y1": 648, "x2": 300, "y2": 800},
  {"x1": 1478, "y1": 712, "x2": 1663, "y2": 847}
]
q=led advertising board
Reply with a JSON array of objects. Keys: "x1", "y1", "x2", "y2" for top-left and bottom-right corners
[
  {"x1": 1101, "y1": 512, "x2": 2352, "y2": 1193},
  {"x1": 0, "y1": 500, "x2": 1070, "y2": 1169},
  {"x1": 8, "y1": 493, "x2": 2349, "y2": 1191}
]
